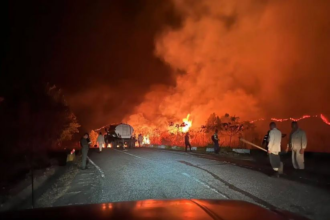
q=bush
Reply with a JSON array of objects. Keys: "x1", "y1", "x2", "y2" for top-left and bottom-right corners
[{"x1": 0, "y1": 83, "x2": 80, "y2": 165}]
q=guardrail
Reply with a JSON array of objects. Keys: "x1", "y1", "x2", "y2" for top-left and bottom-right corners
[{"x1": 142, "y1": 144, "x2": 250, "y2": 154}]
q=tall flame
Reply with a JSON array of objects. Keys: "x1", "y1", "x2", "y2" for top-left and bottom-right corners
[
  {"x1": 143, "y1": 135, "x2": 150, "y2": 145},
  {"x1": 182, "y1": 114, "x2": 192, "y2": 133}
]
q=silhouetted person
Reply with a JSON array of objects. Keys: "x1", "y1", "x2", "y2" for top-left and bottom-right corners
[
  {"x1": 185, "y1": 132, "x2": 192, "y2": 152},
  {"x1": 268, "y1": 122, "x2": 283, "y2": 177},
  {"x1": 132, "y1": 135, "x2": 137, "y2": 148},
  {"x1": 262, "y1": 130, "x2": 270, "y2": 151},
  {"x1": 138, "y1": 134, "x2": 143, "y2": 147},
  {"x1": 286, "y1": 121, "x2": 307, "y2": 170},
  {"x1": 80, "y1": 133, "x2": 90, "y2": 170},
  {"x1": 212, "y1": 129, "x2": 219, "y2": 154}
]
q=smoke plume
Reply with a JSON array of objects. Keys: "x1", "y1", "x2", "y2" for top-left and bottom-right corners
[{"x1": 127, "y1": 0, "x2": 330, "y2": 133}]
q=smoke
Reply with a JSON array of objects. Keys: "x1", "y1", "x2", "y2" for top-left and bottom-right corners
[
  {"x1": 40, "y1": 0, "x2": 182, "y2": 131},
  {"x1": 127, "y1": 0, "x2": 330, "y2": 132}
]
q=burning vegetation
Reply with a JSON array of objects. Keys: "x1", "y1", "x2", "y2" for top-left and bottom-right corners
[
  {"x1": 123, "y1": 0, "x2": 330, "y2": 151},
  {"x1": 131, "y1": 113, "x2": 256, "y2": 148},
  {"x1": 129, "y1": 112, "x2": 330, "y2": 150}
]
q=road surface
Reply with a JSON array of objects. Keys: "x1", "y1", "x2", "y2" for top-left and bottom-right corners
[{"x1": 39, "y1": 148, "x2": 330, "y2": 219}]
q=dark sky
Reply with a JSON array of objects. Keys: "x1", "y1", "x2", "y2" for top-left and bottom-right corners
[{"x1": 2, "y1": 0, "x2": 182, "y2": 130}]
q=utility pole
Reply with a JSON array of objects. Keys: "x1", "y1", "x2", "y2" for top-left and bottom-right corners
[{"x1": 31, "y1": 143, "x2": 35, "y2": 208}]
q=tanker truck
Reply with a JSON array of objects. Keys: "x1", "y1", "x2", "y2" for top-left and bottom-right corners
[{"x1": 105, "y1": 123, "x2": 135, "y2": 149}]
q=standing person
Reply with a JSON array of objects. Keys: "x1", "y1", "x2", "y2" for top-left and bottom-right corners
[
  {"x1": 104, "y1": 129, "x2": 109, "y2": 147},
  {"x1": 185, "y1": 132, "x2": 192, "y2": 152},
  {"x1": 286, "y1": 121, "x2": 307, "y2": 170},
  {"x1": 80, "y1": 133, "x2": 90, "y2": 170},
  {"x1": 212, "y1": 129, "x2": 220, "y2": 154},
  {"x1": 97, "y1": 132, "x2": 105, "y2": 152},
  {"x1": 268, "y1": 122, "x2": 283, "y2": 177},
  {"x1": 262, "y1": 130, "x2": 270, "y2": 151},
  {"x1": 132, "y1": 135, "x2": 137, "y2": 148},
  {"x1": 138, "y1": 134, "x2": 143, "y2": 147}
]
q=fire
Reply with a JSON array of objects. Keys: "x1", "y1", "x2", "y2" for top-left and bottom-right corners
[
  {"x1": 182, "y1": 114, "x2": 192, "y2": 133},
  {"x1": 107, "y1": 143, "x2": 111, "y2": 148},
  {"x1": 250, "y1": 114, "x2": 330, "y2": 126},
  {"x1": 143, "y1": 135, "x2": 150, "y2": 145},
  {"x1": 320, "y1": 114, "x2": 330, "y2": 125}
]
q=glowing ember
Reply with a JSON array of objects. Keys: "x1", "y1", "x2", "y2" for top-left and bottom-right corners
[
  {"x1": 250, "y1": 118, "x2": 264, "y2": 123},
  {"x1": 320, "y1": 114, "x2": 330, "y2": 125},
  {"x1": 182, "y1": 114, "x2": 192, "y2": 133},
  {"x1": 143, "y1": 135, "x2": 150, "y2": 145},
  {"x1": 250, "y1": 114, "x2": 329, "y2": 126}
]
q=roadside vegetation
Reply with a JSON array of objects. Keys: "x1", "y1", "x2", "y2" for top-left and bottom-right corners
[{"x1": 0, "y1": 83, "x2": 80, "y2": 201}]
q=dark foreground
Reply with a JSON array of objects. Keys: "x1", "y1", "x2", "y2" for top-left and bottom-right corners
[
  {"x1": 21, "y1": 149, "x2": 330, "y2": 219},
  {"x1": 1, "y1": 199, "x2": 308, "y2": 220}
]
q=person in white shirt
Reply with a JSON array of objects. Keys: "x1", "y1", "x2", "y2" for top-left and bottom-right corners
[
  {"x1": 286, "y1": 121, "x2": 307, "y2": 170},
  {"x1": 97, "y1": 132, "x2": 105, "y2": 152},
  {"x1": 268, "y1": 122, "x2": 283, "y2": 177}
]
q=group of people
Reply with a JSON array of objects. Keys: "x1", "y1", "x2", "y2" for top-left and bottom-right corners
[
  {"x1": 184, "y1": 130, "x2": 220, "y2": 154},
  {"x1": 79, "y1": 132, "x2": 147, "y2": 169},
  {"x1": 81, "y1": 121, "x2": 307, "y2": 173},
  {"x1": 185, "y1": 121, "x2": 307, "y2": 178},
  {"x1": 266, "y1": 121, "x2": 307, "y2": 177}
]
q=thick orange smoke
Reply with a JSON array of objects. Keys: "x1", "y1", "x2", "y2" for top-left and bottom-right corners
[{"x1": 126, "y1": 0, "x2": 330, "y2": 149}]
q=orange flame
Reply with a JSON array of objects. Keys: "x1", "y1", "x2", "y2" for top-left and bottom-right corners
[
  {"x1": 250, "y1": 114, "x2": 329, "y2": 126},
  {"x1": 182, "y1": 114, "x2": 192, "y2": 133},
  {"x1": 143, "y1": 135, "x2": 150, "y2": 145},
  {"x1": 320, "y1": 114, "x2": 330, "y2": 125}
]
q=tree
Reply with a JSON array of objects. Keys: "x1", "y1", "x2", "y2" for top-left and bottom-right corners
[
  {"x1": 205, "y1": 113, "x2": 256, "y2": 147},
  {"x1": 89, "y1": 130, "x2": 98, "y2": 147},
  {"x1": 0, "y1": 83, "x2": 80, "y2": 165},
  {"x1": 205, "y1": 113, "x2": 221, "y2": 133}
]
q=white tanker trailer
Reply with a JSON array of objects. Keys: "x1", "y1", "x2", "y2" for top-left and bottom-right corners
[{"x1": 104, "y1": 123, "x2": 135, "y2": 149}]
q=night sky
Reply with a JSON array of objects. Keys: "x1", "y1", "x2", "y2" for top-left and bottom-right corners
[
  {"x1": 3, "y1": 1, "x2": 330, "y2": 148},
  {"x1": 2, "y1": 0, "x2": 181, "y2": 130}
]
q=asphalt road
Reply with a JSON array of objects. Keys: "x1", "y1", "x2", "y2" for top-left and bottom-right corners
[{"x1": 50, "y1": 148, "x2": 330, "y2": 220}]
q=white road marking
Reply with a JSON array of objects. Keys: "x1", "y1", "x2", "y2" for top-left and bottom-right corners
[
  {"x1": 87, "y1": 157, "x2": 105, "y2": 178},
  {"x1": 114, "y1": 149, "x2": 151, "y2": 161},
  {"x1": 181, "y1": 172, "x2": 229, "y2": 199}
]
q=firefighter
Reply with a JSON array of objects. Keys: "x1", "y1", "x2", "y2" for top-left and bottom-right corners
[
  {"x1": 212, "y1": 129, "x2": 220, "y2": 154},
  {"x1": 262, "y1": 130, "x2": 270, "y2": 150},
  {"x1": 286, "y1": 121, "x2": 307, "y2": 170},
  {"x1": 97, "y1": 132, "x2": 105, "y2": 152},
  {"x1": 185, "y1": 132, "x2": 192, "y2": 152},
  {"x1": 138, "y1": 134, "x2": 143, "y2": 147},
  {"x1": 268, "y1": 122, "x2": 283, "y2": 177},
  {"x1": 80, "y1": 133, "x2": 90, "y2": 170}
]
